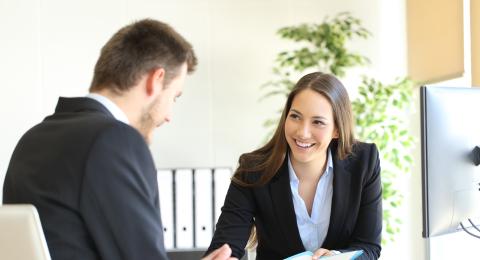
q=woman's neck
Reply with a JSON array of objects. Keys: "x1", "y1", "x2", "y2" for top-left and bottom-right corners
[{"x1": 291, "y1": 153, "x2": 327, "y2": 183}]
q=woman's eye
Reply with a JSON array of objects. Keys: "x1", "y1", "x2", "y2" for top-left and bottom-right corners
[
  {"x1": 289, "y1": 114, "x2": 300, "y2": 120},
  {"x1": 313, "y1": 120, "x2": 326, "y2": 126}
]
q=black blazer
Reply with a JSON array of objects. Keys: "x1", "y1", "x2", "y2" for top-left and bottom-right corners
[
  {"x1": 206, "y1": 142, "x2": 382, "y2": 259},
  {"x1": 3, "y1": 97, "x2": 168, "y2": 260}
]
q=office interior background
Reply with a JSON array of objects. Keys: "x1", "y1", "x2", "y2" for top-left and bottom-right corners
[{"x1": 0, "y1": 0, "x2": 479, "y2": 259}]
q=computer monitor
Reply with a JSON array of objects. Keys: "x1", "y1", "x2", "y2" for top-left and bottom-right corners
[{"x1": 421, "y1": 86, "x2": 480, "y2": 238}]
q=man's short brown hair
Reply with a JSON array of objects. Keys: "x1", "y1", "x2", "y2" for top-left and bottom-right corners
[{"x1": 90, "y1": 19, "x2": 197, "y2": 92}]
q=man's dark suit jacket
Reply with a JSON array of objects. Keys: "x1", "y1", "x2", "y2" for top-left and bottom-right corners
[
  {"x1": 206, "y1": 142, "x2": 382, "y2": 260},
  {"x1": 3, "y1": 97, "x2": 168, "y2": 260}
]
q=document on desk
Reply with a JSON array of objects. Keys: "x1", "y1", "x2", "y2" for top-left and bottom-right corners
[{"x1": 284, "y1": 250, "x2": 363, "y2": 260}]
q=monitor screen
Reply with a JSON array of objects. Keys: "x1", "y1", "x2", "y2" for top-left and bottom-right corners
[{"x1": 421, "y1": 86, "x2": 480, "y2": 237}]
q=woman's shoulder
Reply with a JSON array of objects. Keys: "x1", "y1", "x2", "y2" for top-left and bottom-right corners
[
  {"x1": 234, "y1": 170, "x2": 262, "y2": 182},
  {"x1": 233, "y1": 153, "x2": 266, "y2": 184},
  {"x1": 352, "y1": 141, "x2": 378, "y2": 153},
  {"x1": 349, "y1": 141, "x2": 379, "y2": 162}
]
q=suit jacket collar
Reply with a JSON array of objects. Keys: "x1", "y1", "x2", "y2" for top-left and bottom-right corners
[
  {"x1": 54, "y1": 97, "x2": 114, "y2": 118},
  {"x1": 270, "y1": 158, "x2": 305, "y2": 253},
  {"x1": 270, "y1": 142, "x2": 353, "y2": 252},
  {"x1": 322, "y1": 146, "x2": 352, "y2": 248}
]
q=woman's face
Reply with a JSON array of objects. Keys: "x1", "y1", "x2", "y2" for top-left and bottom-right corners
[{"x1": 284, "y1": 88, "x2": 338, "y2": 166}]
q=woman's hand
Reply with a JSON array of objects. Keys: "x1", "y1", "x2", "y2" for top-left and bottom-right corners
[{"x1": 312, "y1": 248, "x2": 335, "y2": 259}]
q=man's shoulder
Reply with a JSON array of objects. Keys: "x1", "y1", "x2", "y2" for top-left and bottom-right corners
[
  {"x1": 86, "y1": 120, "x2": 148, "y2": 150},
  {"x1": 23, "y1": 110, "x2": 145, "y2": 157}
]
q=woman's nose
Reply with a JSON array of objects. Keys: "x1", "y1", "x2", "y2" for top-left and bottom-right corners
[{"x1": 296, "y1": 123, "x2": 312, "y2": 139}]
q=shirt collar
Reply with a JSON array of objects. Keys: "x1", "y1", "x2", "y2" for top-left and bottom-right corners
[
  {"x1": 86, "y1": 93, "x2": 130, "y2": 125},
  {"x1": 288, "y1": 148, "x2": 334, "y2": 184}
]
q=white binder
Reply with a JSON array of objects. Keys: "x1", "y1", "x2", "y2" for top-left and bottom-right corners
[
  {"x1": 213, "y1": 168, "x2": 232, "y2": 224},
  {"x1": 174, "y1": 169, "x2": 194, "y2": 248},
  {"x1": 193, "y1": 168, "x2": 213, "y2": 248},
  {"x1": 157, "y1": 170, "x2": 174, "y2": 249}
]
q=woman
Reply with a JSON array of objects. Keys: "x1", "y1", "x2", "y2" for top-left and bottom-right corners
[{"x1": 206, "y1": 72, "x2": 382, "y2": 259}]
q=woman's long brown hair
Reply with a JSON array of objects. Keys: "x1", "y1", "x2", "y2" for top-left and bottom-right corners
[
  {"x1": 232, "y1": 72, "x2": 356, "y2": 187},
  {"x1": 234, "y1": 72, "x2": 357, "y2": 249}
]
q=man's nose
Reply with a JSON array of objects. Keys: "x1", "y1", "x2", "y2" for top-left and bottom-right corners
[{"x1": 164, "y1": 114, "x2": 171, "y2": 123}]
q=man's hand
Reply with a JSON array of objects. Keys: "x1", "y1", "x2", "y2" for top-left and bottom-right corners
[{"x1": 202, "y1": 244, "x2": 238, "y2": 260}]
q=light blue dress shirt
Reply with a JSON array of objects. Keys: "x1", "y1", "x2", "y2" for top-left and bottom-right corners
[
  {"x1": 288, "y1": 149, "x2": 334, "y2": 253},
  {"x1": 86, "y1": 93, "x2": 130, "y2": 124}
]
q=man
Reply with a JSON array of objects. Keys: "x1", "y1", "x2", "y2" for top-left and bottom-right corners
[{"x1": 3, "y1": 19, "x2": 234, "y2": 260}]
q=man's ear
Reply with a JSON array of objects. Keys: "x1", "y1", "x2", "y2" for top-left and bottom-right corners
[{"x1": 146, "y1": 67, "x2": 165, "y2": 96}]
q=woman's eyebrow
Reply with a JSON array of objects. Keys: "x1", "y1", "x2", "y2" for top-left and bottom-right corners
[
  {"x1": 290, "y1": 109, "x2": 302, "y2": 115},
  {"x1": 312, "y1": 116, "x2": 328, "y2": 120},
  {"x1": 291, "y1": 109, "x2": 328, "y2": 120}
]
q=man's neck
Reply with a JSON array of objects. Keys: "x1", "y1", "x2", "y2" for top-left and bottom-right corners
[{"x1": 90, "y1": 89, "x2": 142, "y2": 128}]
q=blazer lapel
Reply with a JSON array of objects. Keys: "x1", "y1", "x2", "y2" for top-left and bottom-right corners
[
  {"x1": 322, "y1": 151, "x2": 352, "y2": 248},
  {"x1": 269, "y1": 159, "x2": 305, "y2": 253}
]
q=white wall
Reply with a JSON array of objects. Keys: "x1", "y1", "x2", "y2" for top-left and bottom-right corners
[
  {"x1": 0, "y1": 0, "x2": 400, "y2": 176},
  {"x1": 0, "y1": 0, "x2": 423, "y2": 259}
]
